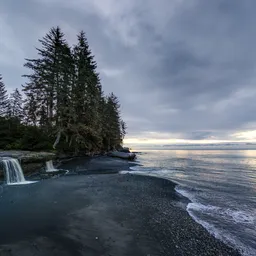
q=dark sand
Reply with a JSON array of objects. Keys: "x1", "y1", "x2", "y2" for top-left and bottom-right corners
[{"x1": 0, "y1": 157, "x2": 240, "y2": 256}]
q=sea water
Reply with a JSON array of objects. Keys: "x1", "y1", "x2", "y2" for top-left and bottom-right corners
[{"x1": 126, "y1": 147, "x2": 256, "y2": 256}]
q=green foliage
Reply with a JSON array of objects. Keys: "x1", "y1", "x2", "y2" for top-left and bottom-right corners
[
  {"x1": 101, "y1": 93, "x2": 123, "y2": 149},
  {"x1": 0, "y1": 117, "x2": 22, "y2": 149},
  {"x1": 0, "y1": 26, "x2": 127, "y2": 153},
  {"x1": 20, "y1": 126, "x2": 52, "y2": 150},
  {"x1": 0, "y1": 116, "x2": 51, "y2": 151}
]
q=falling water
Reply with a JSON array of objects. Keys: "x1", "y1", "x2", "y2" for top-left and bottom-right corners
[
  {"x1": 1, "y1": 157, "x2": 26, "y2": 184},
  {"x1": 46, "y1": 160, "x2": 58, "y2": 172}
]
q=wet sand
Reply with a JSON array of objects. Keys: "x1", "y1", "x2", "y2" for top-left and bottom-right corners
[{"x1": 0, "y1": 157, "x2": 240, "y2": 256}]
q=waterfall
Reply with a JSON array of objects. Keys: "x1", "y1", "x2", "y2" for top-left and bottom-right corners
[
  {"x1": 1, "y1": 157, "x2": 26, "y2": 184},
  {"x1": 46, "y1": 160, "x2": 58, "y2": 172}
]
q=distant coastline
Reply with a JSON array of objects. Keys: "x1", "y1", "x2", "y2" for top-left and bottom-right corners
[{"x1": 125, "y1": 142, "x2": 256, "y2": 150}]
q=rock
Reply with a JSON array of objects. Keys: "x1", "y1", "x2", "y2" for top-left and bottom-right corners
[
  {"x1": 0, "y1": 150, "x2": 56, "y2": 164},
  {"x1": 0, "y1": 150, "x2": 56, "y2": 177}
]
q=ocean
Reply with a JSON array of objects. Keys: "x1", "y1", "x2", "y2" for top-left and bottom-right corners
[{"x1": 126, "y1": 147, "x2": 256, "y2": 256}]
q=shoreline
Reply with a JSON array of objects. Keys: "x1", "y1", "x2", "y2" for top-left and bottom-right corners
[
  {"x1": 0, "y1": 158, "x2": 240, "y2": 256},
  {"x1": 126, "y1": 172, "x2": 245, "y2": 256},
  {"x1": 0, "y1": 151, "x2": 110, "y2": 180}
]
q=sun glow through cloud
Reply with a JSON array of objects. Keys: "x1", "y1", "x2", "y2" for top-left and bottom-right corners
[
  {"x1": 232, "y1": 130, "x2": 256, "y2": 140},
  {"x1": 124, "y1": 130, "x2": 256, "y2": 145}
]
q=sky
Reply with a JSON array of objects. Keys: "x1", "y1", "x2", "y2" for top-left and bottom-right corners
[{"x1": 1, "y1": 0, "x2": 256, "y2": 145}]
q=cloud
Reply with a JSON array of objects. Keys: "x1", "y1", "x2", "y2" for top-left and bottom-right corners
[
  {"x1": 0, "y1": 14, "x2": 25, "y2": 67},
  {"x1": 1, "y1": 0, "x2": 256, "y2": 142},
  {"x1": 100, "y1": 68, "x2": 124, "y2": 78}
]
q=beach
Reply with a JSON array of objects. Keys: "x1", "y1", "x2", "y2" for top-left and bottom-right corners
[{"x1": 0, "y1": 157, "x2": 240, "y2": 256}]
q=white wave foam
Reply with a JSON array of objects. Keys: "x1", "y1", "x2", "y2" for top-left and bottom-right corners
[
  {"x1": 129, "y1": 170, "x2": 151, "y2": 176},
  {"x1": 187, "y1": 205, "x2": 222, "y2": 239},
  {"x1": 225, "y1": 209, "x2": 255, "y2": 224},
  {"x1": 129, "y1": 166, "x2": 143, "y2": 171},
  {"x1": 7, "y1": 181, "x2": 38, "y2": 186},
  {"x1": 188, "y1": 203, "x2": 255, "y2": 225},
  {"x1": 187, "y1": 203, "x2": 256, "y2": 256},
  {"x1": 129, "y1": 166, "x2": 176, "y2": 177},
  {"x1": 119, "y1": 170, "x2": 131, "y2": 174},
  {"x1": 175, "y1": 187, "x2": 195, "y2": 202},
  {"x1": 175, "y1": 186, "x2": 256, "y2": 225},
  {"x1": 125, "y1": 168, "x2": 256, "y2": 255},
  {"x1": 188, "y1": 202, "x2": 219, "y2": 212},
  {"x1": 175, "y1": 186, "x2": 256, "y2": 256},
  {"x1": 157, "y1": 169, "x2": 176, "y2": 174}
]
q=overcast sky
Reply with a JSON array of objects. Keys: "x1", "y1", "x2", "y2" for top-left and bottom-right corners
[{"x1": 1, "y1": 0, "x2": 256, "y2": 144}]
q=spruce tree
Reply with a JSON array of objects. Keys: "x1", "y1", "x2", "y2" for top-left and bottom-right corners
[
  {"x1": 103, "y1": 93, "x2": 123, "y2": 149},
  {"x1": 9, "y1": 88, "x2": 23, "y2": 120},
  {"x1": 120, "y1": 120, "x2": 127, "y2": 140},
  {"x1": 23, "y1": 91, "x2": 38, "y2": 126},
  {"x1": 56, "y1": 44, "x2": 74, "y2": 128},
  {"x1": 72, "y1": 31, "x2": 97, "y2": 123},
  {"x1": 23, "y1": 26, "x2": 69, "y2": 130},
  {"x1": 53, "y1": 43, "x2": 75, "y2": 149},
  {"x1": 69, "y1": 31, "x2": 103, "y2": 152},
  {"x1": 0, "y1": 74, "x2": 9, "y2": 117}
]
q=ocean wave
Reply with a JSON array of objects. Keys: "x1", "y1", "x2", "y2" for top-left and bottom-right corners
[
  {"x1": 187, "y1": 205, "x2": 255, "y2": 256},
  {"x1": 224, "y1": 209, "x2": 255, "y2": 224},
  {"x1": 175, "y1": 186, "x2": 256, "y2": 256},
  {"x1": 129, "y1": 166, "x2": 176, "y2": 174},
  {"x1": 132, "y1": 149, "x2": 256, "y2": 256},
  {"x1": 175, "y1": 186, "x2": 255, "y2": 225},
  {"x1": 175, "y1": 186, "x2": 195, "y2": 202},
  {"x1": 187, "y1": 202, "x2": 255, "y2": 225},
  {"x1": 119, "y1": 170, "x2": 131, "y2": 174},
  {"x1": 129, "y1": 166, "x2": 143, "y2": 171},
  {"x1": 122, "y1": 169, "x2": 256, "y2": 255}
]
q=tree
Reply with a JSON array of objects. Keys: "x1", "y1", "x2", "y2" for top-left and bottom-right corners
[
  {"x1": 66, "y1": 31, "x2": 104, "y2": 152},
  {"x1": 102, "y1": 93, "x2": 123, "y2": 150},
  {"x1": 23, "y1": 26, "x2": 69, "y2": 130},
  {"x1": 72, "y1": 31, "x2": 100, "y2": 123},
  {"x1": 23, "y1": 92, "x2": 37, "y2": 126},
  {"x1": 21, "y1": 26, "x2": 127, "y2": 153},
  {"x1": 121, "y1": 120, "x2": 127, "y2": 140},
  {"x1": 9, "y1": 88, "x2": 23, "y2": 120},
  {"x1": 0, "y1": 75, "x2": 9, "y2": 117}
]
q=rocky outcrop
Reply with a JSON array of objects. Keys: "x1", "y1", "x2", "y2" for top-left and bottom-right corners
[{"x1": 0, "y1": 150, "x2": 56, "y2": 175}]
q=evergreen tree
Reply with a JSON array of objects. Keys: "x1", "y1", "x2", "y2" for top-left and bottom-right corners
[
  {"x1": 103, "y1": 93, "x2": 123, "y2": 149},
  {"x1": 53, "y1": 43, "x2": 75, "y2": 149},
  {"x1": 68, "y1": 31, "x2": 103, "y2": 152},
  {"x1": 23, "y1": 26, "x2": 69, "y2": 130},
  {"x1": 120, "y1": 120, "x2": 127, "y2": 140},
  {"x1": 23, "y1": 92, "x2": 38, "y2": 126},
  {"x1": 9, "y1": 88, "x2": 23, "y2": 120},
  {"x1": 21, "y1": 26, "x2": 126, "y2": 153},
  {"x1": 0, "y1": 75, "x2": 9, "y2": 117},
  {"x1": 72, "y1": 31, "x2": 100, "y2": 123}
]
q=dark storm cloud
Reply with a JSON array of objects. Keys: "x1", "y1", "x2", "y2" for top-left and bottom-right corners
[{"x1": 1, "y1": 0, "x2": 256, "y2": 141}]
